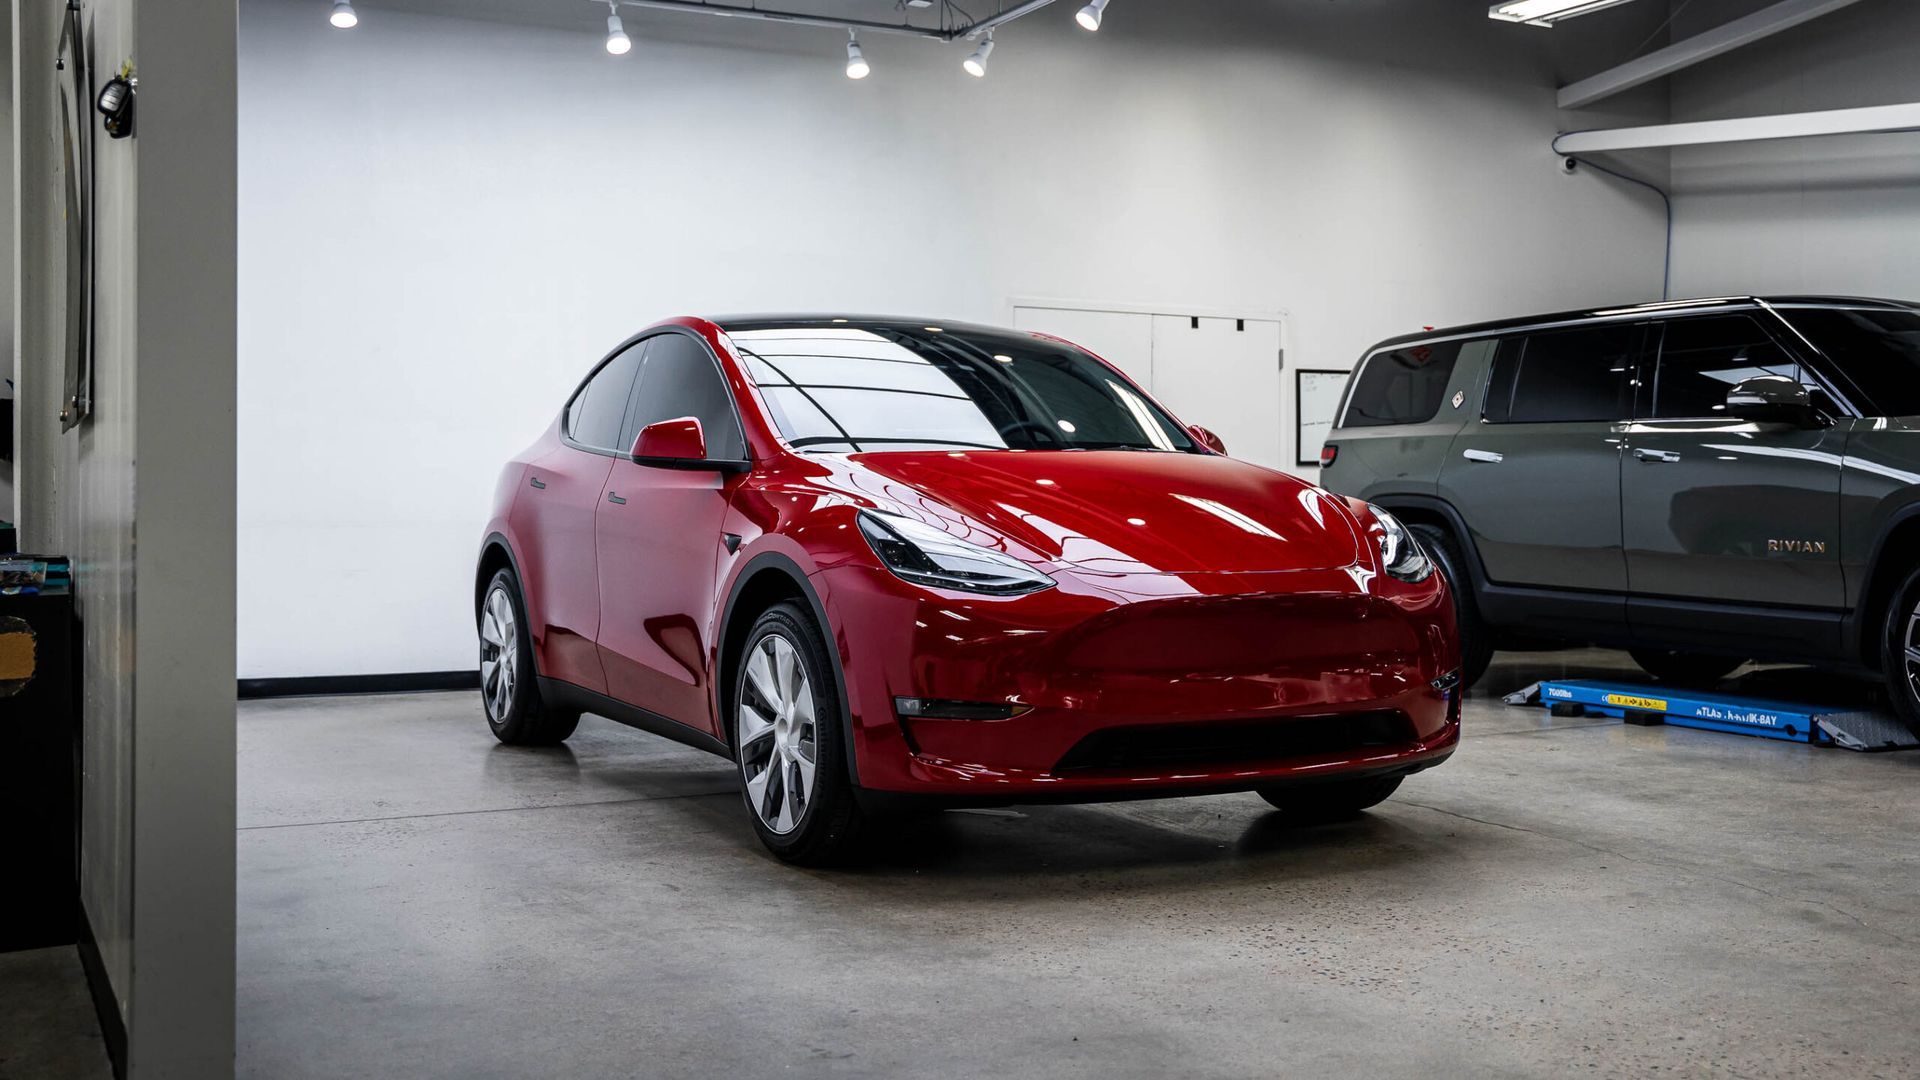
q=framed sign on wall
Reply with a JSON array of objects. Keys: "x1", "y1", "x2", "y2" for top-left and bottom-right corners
[{"x1": 1295, "y1": 369, "x2": 1349, "y2": 467}]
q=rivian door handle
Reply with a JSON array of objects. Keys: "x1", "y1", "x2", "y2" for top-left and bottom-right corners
[
  {"x1": 528, "y1": 476, "x2": 546, "y2": 490},
  {"x1": 607, "y1": 492, "x2": 628, "y2": 506},
  {"x1": 1634, "y1": 448, "x2": 1682, "y2": 464},
  {"x1": 1462, "y1": 449, "x2": 1504, "y2": 464}
]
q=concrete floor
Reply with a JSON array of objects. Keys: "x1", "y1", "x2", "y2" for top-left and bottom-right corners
[
  {"x1": 0, "y1": 947, "x2": 112, "y2": 1080},
  {"x1": 238, "y1": 650, "x2": 1920, "y2": 1079}
]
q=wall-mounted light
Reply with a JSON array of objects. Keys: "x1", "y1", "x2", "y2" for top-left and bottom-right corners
[
  {"x1": 963, "y1": 32, "x2": 994, "y2": 77},
  {"x1": 606, "y1": 3, "x2": 632, "y2": 54},
  {"x1": 845, "y1": 30, "x2": 870, "y2": 79},
  {"x1": 1075, "y1": 0, "x2": 1110, "y2": 31},
  {"x1": 328, "y1": 0, "x2": 357, "y2": 29},
  {"x1": 1488, "y1": 0, "x2": 1637, "y2": 26}
]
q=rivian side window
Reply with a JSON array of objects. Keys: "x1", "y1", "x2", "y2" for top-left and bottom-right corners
[
  {"x1": 1783, "y1": 307, "x2": 1920, "y2": 416},
  {"x1": 567, "y1": 343, "x2": 646, "y2": 451},
  {"x1": 1649, "y1": 316, "x2": 1805, "y2": 419},
  {"x1": 627, "y1": 333, "x2": 747, "y2": 461},
  {"x1": 1483, "y1": 324, "x2": 1635, "y2": 424},
  {"x1": 1342, "y1": 340, "x2": 1466, "y2": 427}
]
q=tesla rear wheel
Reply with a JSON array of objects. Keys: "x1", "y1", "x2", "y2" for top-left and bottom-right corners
[
  {"x1": 1628, "y1": 649, "x2": 1745, "y2": 686},
  {"x1": 479, "y1": 568, "x2": 580, "y2": 746},
  {"x1": 1410, "y1": 524, "x2": 1492, "y2": 691},
  {"x1": 1879, "y1": 565, "x2": 1920, "y2": 739},
  {"x1": 1256, "y1": 776, "x2": 1402, "y2": 823},
  {"x1": 734, "y1": 601, "x2": 866, "y2": 865}
]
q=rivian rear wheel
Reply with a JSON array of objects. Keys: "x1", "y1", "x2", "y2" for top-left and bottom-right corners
[
  {"x1": 1410, "y1": 524, "x2": 1492, "y2": 691},
  {"x1": 1256, "y1": 776, "x2": 1402, "y2": 823},
  {"x1": 479, "y1": 568, "x2": 580, "y2": 746},
  {"x1": 1879, "y1": 565, "x2": 1920, "y2": 739},
  {"x1": 733, "y1": 601, "x2": 867, "y2": 865},
  {"x1": 1628, "y1": 649, "x2": 1745, "y2": 686}
]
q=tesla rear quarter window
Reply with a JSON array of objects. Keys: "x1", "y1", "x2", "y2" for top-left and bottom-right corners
[
  {"x1": 727, "y1": 326, "x2": 1198, "y2": 454},
  {"x1": 1784, "y1": 307, "x2": 1920, "y2": 416},
  {"x1": 1342, "y1": 340, "x2": 1464, "y2": 427},
  {"x1": 1483, "y1": 324, "x2": 1635, "y2": 424}
]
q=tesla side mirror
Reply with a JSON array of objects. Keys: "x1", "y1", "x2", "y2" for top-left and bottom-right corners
[
  {"x1": 1187, "y1": 424, "x2": 1227, "y2": 455},
  {"x1": 1724, "y1": 375, "x2": 1828, "y2": 428},
  {"x1": 633, "y1": 417, "x2": 708, "y2": 465}
]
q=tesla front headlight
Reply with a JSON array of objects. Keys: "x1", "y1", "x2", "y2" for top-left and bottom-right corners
[
  {"x1": 1369, "y1": 505, "x2": 1433, "y2": 583},
  {"x1": 857, "y1": 510, "x2": 1055, "y2": 596}
]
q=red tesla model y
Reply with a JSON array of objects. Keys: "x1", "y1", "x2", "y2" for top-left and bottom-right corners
[{"x1": 475, "y1": 316, "x2": 1461, "y2": 863}]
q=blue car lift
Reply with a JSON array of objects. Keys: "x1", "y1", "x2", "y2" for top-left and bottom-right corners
[{"x1": 1504, "y1": 679, "x2": 1920, "y2": 752}]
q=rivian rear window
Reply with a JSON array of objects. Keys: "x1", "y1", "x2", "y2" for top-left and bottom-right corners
[
  {"x1": 1341, "y1": 340, "x2": 1465, "y2": 428},
  {"x1": 1783, "y1": 307, "x2": 1920, "y2": 416},
  {"x1": 1484, "y1": 324, "x2": 1635, "y2": 424},
  {"x1": 726, "y1": 325, "x2": 1197, "y2": 454}
]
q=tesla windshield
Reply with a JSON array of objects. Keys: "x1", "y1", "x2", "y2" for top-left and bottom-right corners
[{"x1": 723, "y1": 322, "x2": 1198, "y2": 454}]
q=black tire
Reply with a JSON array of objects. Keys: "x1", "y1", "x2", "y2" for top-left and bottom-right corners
[
  {"x1": 1411, "y1": 524, "x2": 1493, "y2": 691},
  {"x1": 478, "y1": 568, "x2": 580, "y2": 746},
  {"x1": 1878, "y1": 564, "x2": 1920, "y2": 739},
  {"x1": 1256, "y1": 776, "x2": 1402, "y2": 823},
  {"x1": 731, "y1": 601, "x2": 867, "y2": 866},
  {"x1": 1628, "y1": 648, "x2": 1745, "y2": 686}
]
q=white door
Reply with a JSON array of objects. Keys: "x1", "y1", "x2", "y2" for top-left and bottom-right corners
[{"x1": 1012, "y1": 305, "x2": 1292, "y2": 475}]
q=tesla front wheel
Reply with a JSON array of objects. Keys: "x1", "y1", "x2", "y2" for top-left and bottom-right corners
[
  {"x1": 1256, "y1": 776, "x2": 1402, "y2": 823},
  {"x1": 1880, "y1": 565, "x2": 1920, "y2": 740},
  {"x1": 734, "y1": 601, "x2": 866, "y2": 865},
  {"x1": 479, "y1": 568, "x2": 580, "y2": 746}
]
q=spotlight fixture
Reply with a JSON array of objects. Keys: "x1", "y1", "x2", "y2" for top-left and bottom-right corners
[
  {"x1": 328, "y1": 0, "x2": 357, "y2": 29},
  {"x1": 1075, "y1": 0, "x2": 1110, "y2": 31},
  {"x1": 845, "y1": 30, "x2": 870, "y2": 80},
  {"x1": 963, "y1": 32, "x2": 994, "y2": 77},
  {"x1": 1488, "y1": 0, "x2": 1637, "y2": 26},
  {"x1": 605, "y1": 3, "x2": 632, "y2": 54}
]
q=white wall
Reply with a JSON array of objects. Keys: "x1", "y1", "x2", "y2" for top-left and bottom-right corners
[
  {"x1": 14, "y1": 0, "x2": 237, "y2": 1073},
  {"x1": 239, "y1": 0, "x2": 1671, "y2": 678},
  {"x1": 1668, "y1": 0, "x2": 1920, "y2": 297}
]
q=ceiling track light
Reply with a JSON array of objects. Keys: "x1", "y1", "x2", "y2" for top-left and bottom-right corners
[
  {"x1": 328, "y1": 0, "x2": 357, "y2": 29},
  {"x1": 1075, "y1": 0, "x2": 1109, "y2": 31},
  {"x1": 845, "y1": 29, "x2": 870, "y2": 79},
  {"x1": 1488, "y1": 0, "x2": 1638, "y2": 26},
  {"x1": 963, "y1": 31, "x2": 994, "y2": 77},
  {"x1": 604, "y1": 1, "x2": 633, "y2": 54}
]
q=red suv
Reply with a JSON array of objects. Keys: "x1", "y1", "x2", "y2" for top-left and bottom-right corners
[{"x1": 476, "y1": 316, "x2": 1461, "y2": 863}]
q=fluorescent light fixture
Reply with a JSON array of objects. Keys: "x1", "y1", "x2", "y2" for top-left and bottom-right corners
[
  {"x1": 1076, "y1": 0, "x2": 1110, "y2": 31},
  {"x1": 328, "y1": 0, "x2": 357, "y2": 28},
  {"x1": 845, "y1": 31, "x2": 870, "y2": 79},
  {"x1": 606, "y1": 11, "x2": 632, "y2": 54},
  {"x1": 1489, "y1": 0, "x2": 1637, "y2": 26},
  {"x1": 963, "y1": 33, "x2": 994, "y2": 77}
]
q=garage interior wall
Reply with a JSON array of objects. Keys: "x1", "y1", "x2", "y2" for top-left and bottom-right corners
[
  {"x1": 12, "y1": 0, "x2": 237, "y2": 1073},
  {"x1": 1667, "y1": 0, "x2": 1920, "y2": 295},
  {"x1": 238, "y1": 0, "x2": 1673, "y2": 680}
]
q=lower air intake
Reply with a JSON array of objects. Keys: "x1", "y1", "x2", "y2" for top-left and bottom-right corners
[{"x1": 1053, "y1": 711, "x2": 1416, "y2": 773}]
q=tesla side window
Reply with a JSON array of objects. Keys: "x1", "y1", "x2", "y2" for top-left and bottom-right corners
[
  {"x1": 566, "y1": 343, "x2": 646, "y2": 451},
  {"x1": 1483, "y1": 324, "x2": 1635, "y2": 424},
  {"x1": 626, "y1": 333, "x2": 747, "y2": 461},
  {"x1": 1342, "y1": 340, "x2": 1467, "y2": 428},
  {"x1": 1650, "y1": 316, "x2": 1814, "y2": 419},
  {"x1": 1782, "y1": 307, "x2": 1920, "y2": 416},
  {"x1": 727, "y1": 326, "x2": 1197, "y2": 453}
]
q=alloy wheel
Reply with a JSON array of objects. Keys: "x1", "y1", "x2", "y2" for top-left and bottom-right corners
[
  {"x1": 1905, "y1": 602, "x2": 1920, "y2": 706},
  {"x1": 480, "y1": 586, "x2": 518, "y2": 722},
  {"x1": 737, "y1": 632, "x2": 818, "y2": 835}
]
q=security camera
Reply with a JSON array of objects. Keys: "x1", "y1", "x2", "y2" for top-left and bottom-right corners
[{"x1": 1561, "y1": 155, "x2": 1579, "y2": 174}]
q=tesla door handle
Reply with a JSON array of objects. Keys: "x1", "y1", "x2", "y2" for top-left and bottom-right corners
[
  {"x1": 528, "y1": 476, "x2": 547, "y2": 490},
  {"x1": 1462, "y1": 449, "x2": 1504, "y2": 464},
  {"x1": 1634, "y1": 448, "x2": 1682, "y2": 464},
  {"x1": 607, "y1": 492, "x2": 628, "y2": 506}
]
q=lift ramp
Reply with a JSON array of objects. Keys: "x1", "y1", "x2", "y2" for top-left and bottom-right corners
[{"x1": 1503, "y1": 679, "x2": 1920, "y2": 752}]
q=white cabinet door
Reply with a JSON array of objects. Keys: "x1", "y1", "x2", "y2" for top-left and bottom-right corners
[
  {"x1": 1148, "y1": 315, "x2": 1285, "y2": 472},
  {"x1": 1012, "y1": 306, "x2": 1155, "y2": 386}
]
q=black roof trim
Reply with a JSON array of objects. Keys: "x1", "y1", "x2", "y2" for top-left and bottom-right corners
[{"x1": 1363, "y1": 295, "x2": 1920, "y2": 356}]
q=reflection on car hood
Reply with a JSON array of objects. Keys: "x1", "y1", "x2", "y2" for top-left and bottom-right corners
[{"x1": 836, "y1": 450, "x2": 1363, "y2": 576}]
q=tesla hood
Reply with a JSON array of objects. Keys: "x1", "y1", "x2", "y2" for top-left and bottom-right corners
[{"x1": 845, "y1": 450, "x2": 1363, "y2": 576}]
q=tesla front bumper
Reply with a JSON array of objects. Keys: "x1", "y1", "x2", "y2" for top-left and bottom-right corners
[{"x1": 814, "y1": 563, "x2": 1462, "y2": 800}]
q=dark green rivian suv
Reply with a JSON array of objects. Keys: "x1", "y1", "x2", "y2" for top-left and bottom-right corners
[{"x1": 1319, "y1": 296, "x2": 1920, "y2": 736}]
